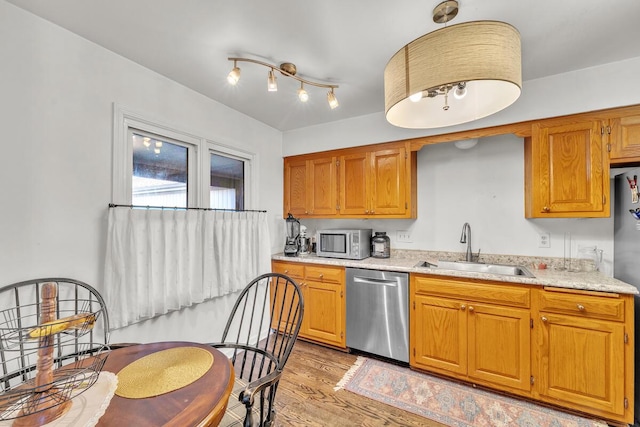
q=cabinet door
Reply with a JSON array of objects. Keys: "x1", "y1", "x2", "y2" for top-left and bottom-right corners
[
  {"x1": 308, "y1": 156, "x2": 337, "y2": 216},
  {"x1": 304, "y1": 280, "x2": 345, "y2": 347},
  {"x1": 339, "y1": 152, "x2": 370, "y2": 215},
  {"x1": 467, "y1": 303, "x2": 531, "y2": 392},
  {"x1": 271, "y1": 262, "x2": 305, "y2": 333},
  {"x1": 529, "y1": 121, "x2": 609, "y2": 217},
  {"x1": 283, "y1": 158, "x2": 308, "y2": 217},
  {"x1": 370, "y1": 147, "x2": 407, "y2": 215},
  {"x1": 412, "y1": 294, "x2": 467, "y2": 375},
  {"x1": 610, "y1": 114, "x2": 640, "y2": 162},
  {"x1": 537, "y1": 313, "x2": 625, "y2": 417}
]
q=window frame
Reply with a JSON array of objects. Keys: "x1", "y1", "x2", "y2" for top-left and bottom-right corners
[{"x1": 112, "y1": 103, "x2": 256, "y2": 209}]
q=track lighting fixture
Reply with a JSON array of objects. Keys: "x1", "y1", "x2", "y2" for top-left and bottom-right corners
[{"x1": 227, "y1": 57, "x2": 339, "y2": 109}]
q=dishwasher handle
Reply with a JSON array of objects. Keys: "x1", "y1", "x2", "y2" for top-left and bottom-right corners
[{"x1": 352, "y1": 276, "x2": 399, "y2": 287}]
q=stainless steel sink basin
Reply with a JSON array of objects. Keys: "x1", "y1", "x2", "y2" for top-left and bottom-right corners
[{"x1": 415, "y1": 260, "x2": 535, "y2": 278}]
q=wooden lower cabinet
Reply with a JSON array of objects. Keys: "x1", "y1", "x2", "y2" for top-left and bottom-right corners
[
  {"x1": 272, "y1": 261, "x2": 346, "y2": 349},
  {"x1": 411, "y1": 275, "x2": 531, "y2": 396},
  {"x1": 533, "y1": 287, "x2": 634, "y2": 423},
  {"x1": 411, "y1": 276, "x2": 635, "y2": 424}
]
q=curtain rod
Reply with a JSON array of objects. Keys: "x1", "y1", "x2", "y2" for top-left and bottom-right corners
[{"x1": 108, "y1": 203, "x2": 266, "y2": 213}]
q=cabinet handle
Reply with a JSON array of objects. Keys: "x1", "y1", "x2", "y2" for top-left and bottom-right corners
[
  {"x1": 541, "y1": 316, "x2": 548, "y2": 322},
  {"x1": 468, "y1": 306, "x2": 474, "y2": 313},
  {"x1": 460, "y1": 304, "x2": 466, "y2": 311},
  {"x1": 365, "y1": 210, "x2": 369, "y2": 214},
  {"x1": 319, "y1": 274, "x2": 324, "y2": 279},
  {"x1": 577, "y1": 304, "x2": 585, "y2": 311},
  {"x1": 542, "y1": 206, "x2": 550, "y2": 212},
  {"x1": 371, "y1": 210, "x2": 375, "y2": 214}
]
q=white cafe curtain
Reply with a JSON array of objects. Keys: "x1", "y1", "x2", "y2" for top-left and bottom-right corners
[{"x1": 103, "y1": 207, "x2": 271, "y2": 329}]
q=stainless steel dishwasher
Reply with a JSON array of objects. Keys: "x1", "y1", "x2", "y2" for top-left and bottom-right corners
[{"x1": 346, "y1": 267, "x2": 409, "y2": 363}]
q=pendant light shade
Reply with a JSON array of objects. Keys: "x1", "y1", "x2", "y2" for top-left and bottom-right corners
[{"x1": 384, "y1": 19, "x2": 522, "y2": 129}]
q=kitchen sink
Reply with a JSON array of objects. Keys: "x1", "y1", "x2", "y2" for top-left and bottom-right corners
[{"x1": 415, "y1": 260, "x2": 535, "y2": 278}]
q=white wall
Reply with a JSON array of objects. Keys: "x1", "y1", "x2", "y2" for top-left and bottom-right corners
[
  {"x1": 284, "y1": 57, "x2": 640, "y2": 278},
  {"x1": 0, "y1": 2, "x2": 284, "y2": 344}
]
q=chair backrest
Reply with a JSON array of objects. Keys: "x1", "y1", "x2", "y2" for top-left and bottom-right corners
[
  {"x1": 220, "y1": 272, "x2": 303, "y2": 424},
  {"x1": 0, "y1": 278, "x2": 110, "y2": 393}
]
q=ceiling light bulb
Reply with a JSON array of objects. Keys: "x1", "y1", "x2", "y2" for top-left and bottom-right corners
[
  {"x1": 154, "y1": 147, "x2": 161, "y2": 154},
  {"x1": 142, "y1": 137, "x2": 151, "y2": 147},
  {"x1": 327, "y1": 90, "x2": 339, "y2": 109},
  {"x1": 227, "y1": 66, "x2": 241, "y2": 85},
  {"x1": 155, "y1": 141, "x2": 163, "y2": 148},
  {"x1": 267, "y1": 69, "x2": 278, "y2": 92},
  {"x1": 297, "y1": 84, "x2": 309, "y2": 102},
  {"x1": 409, "y1": 92, "x2": 423, "y2": 102},
  {"x1": 453, "y1": 83, "x2": 467, "y2": 100}
]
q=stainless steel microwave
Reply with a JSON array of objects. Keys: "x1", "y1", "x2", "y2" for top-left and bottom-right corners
[{"x1": 316, "y1": 229, "x2": 372, "y2": 260}]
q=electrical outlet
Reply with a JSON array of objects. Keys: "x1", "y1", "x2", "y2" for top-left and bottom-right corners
[
  {"x1": 538, "y1": 232, "x2": 550, "y2": 248},
  {"x1": 397, "y1": 230, "x2": 413, "y2": 243}
]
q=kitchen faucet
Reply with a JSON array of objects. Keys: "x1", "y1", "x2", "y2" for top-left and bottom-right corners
[{"x1": 460, "y1": 222, "x2": 473, "y2": 262}]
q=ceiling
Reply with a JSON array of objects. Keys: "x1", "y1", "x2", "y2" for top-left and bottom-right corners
[{"x1": 7, "y1": 0, "x2": 640, "y2": 132}]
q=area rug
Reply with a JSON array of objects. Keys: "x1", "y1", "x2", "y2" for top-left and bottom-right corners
[{"x1": 334, "y1": 357, "x2": 609, "y2": 427}]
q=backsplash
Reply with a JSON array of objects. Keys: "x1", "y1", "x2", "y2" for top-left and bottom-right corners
[{"x1": 389, "y1": 249, "x2": 597, "y2": 272}]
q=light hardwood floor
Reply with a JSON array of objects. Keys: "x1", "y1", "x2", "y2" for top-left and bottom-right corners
[{"x1": 273, "y1": 339, "x2": 447, "y2": 427}]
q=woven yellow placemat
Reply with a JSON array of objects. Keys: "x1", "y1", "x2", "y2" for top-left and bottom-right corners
[{"x1": 115, "y1": 347, "x2": 213, "y2": 399}]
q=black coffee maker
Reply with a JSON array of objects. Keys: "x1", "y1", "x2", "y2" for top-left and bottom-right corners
[{"x1": 284, "y1": 213, "x2": 300, "y2": 256}]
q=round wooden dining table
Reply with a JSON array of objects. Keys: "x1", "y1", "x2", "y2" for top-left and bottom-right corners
[{"x1": 96, "y1": 341, "x2": 234, "y2": 427}]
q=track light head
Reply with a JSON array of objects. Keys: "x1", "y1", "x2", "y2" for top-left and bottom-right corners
[
  {"x1": 327, "y1": 89, "x2": 339, "y2": 109},
  {"x1": 227, "y1": 60, "x2": 241, "y2": 85},
  {"x1": 297, "y1": 83, "x2": 309, "y2": 102},
  {"x1": 267, "y1": 69, "x2": 278, "y2": 92}
]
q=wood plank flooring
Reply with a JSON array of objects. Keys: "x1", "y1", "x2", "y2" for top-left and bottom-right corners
[{"x1": 273, "y1": 339, "x2": 446, "y2": 427}]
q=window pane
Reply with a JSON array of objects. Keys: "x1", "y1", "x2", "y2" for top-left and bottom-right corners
[
  {"x1": 210, "y1": 153, "x2": 244, "y2": 210},
  {"x1": 132, "y1": 133, "x2": 188, "y2": 207}
]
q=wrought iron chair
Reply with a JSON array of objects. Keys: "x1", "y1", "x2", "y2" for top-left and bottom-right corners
[
  {"x1": 0, "y1": 278, "x2": 110, "y2": 423},
  {"x1": 210, "y1": 273, "x2": 304, "y2": 427}
]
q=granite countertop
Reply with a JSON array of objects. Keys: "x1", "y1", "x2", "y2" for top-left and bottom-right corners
[{"x1": 272, "y1": 249, "x2": 639, "y2": 295}]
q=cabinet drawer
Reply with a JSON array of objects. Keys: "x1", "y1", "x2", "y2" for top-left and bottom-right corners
[
  {"x1": 272, "y1": 262, "x2": 305, "y2": 280},
  {"x1": 413, "y1": 275, "x2": 530, "y2": 308},
  {"x1": 537, "y1": 289, "x2": 624, "y2": 322},
  {"x1": 305, "y1": 265, "x2": 343, "y2": 283}
]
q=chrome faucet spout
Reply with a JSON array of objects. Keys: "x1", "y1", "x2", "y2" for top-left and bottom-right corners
[{"x1": 460, "y1": 222, "x2": 472, "y2": 262}]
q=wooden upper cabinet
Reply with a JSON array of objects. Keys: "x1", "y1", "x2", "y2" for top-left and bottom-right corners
[
  {"x1": 283, "y1": 156, "x2": 337, "y2": 217},
  {"x1": 525, "y1": 120, "x2": 610, "y2": 218},
  {"x1": 339, "y1": 152, "x2": 369, "y2": 215},
  {"x1": 609, "y1": 113, "x2": 640, "y2": 164},
  {"x1": 370, "y1": 147, "x2": 407, "y2": 215},
  {"x1": 284, "y1": 158, "x2": 308, "y2": 217},
  {"x1": 308, "y1": 156, "x2": 337, "y2": 216},
  {"x1": 284, "y1": 142, "x2": 417, "y2": 219},
  {"x1": 339, "y1": 147, "x2": 408, "y2": 216}
]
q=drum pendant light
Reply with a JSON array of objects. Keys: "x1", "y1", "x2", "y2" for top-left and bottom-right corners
[{"x1": 384, "y1": 0, "x2": 522, "y2": 129}]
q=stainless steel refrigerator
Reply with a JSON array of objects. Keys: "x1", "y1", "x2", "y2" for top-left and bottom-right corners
[{"x1": 614, "y1": 168, "x2": 640, "y2": 426}]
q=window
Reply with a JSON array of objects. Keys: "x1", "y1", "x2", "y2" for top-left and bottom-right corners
[
  {"x1": 112, "y1": 104, "x2": 255, "y2": 209},
  {"x1": 210, "y1": 152, "x2": 244, "y2": 210},
  {"x1": 132, "y1": 132, "x2": 189, "y2": 207}
]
